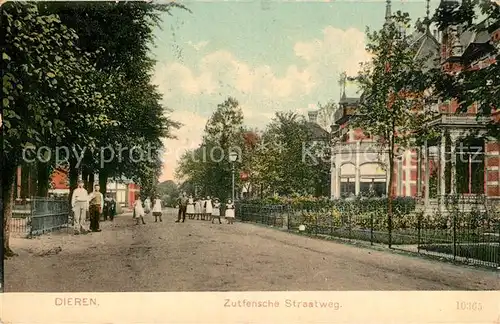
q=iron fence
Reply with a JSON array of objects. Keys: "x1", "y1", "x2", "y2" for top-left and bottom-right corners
[
  {"x1": 236, "y1": 195, "x2": 500, "y2": 268},
  {"x1": 29, "y1": 197, "x2": 70, "y2": 236},
  {"x1": 10, "y1": 197, "x2": 70, "y2": 237}
]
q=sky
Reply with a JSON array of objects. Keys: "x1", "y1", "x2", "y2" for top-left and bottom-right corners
[{"x1": 152, "y1": 0, "x2": 441, "y2": 182}]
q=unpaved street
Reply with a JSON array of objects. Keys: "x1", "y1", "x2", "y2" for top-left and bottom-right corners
[{"x1": 5, "y1": 209, "x2": 499, "y2": 291}]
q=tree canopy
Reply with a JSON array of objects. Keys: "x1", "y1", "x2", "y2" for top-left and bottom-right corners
[{"x1": 2, "y1": 1, "x2": 186, "y2": 257}]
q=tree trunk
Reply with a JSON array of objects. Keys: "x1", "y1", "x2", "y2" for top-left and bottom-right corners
[
  {"x1": 82, "y1": 168, "x2": 90, "y2": 192},
  {"x1": 3, "y1": 163, "x2": 18, "y2": 258},
  {"x1": 88, "y1": 172, "x2": 95, "y2": 192},
  {"x1": 68, "y1": 158, "x2": 79, "y2": 205},
  {"x1": 68, "y1": 159, "x2": 78, "y2": 202},
  {"x1": 387, "y1": 145, "x2": 395, "y2": 249},
  {"x1": 36, "y1": 162, "x2": 51, "y2": 197},
  {"x1": 99, "y1": 170, "x2": 108, "y2": 196}
]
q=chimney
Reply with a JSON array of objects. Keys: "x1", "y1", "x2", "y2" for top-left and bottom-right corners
[{"x1": 308, "y1": 111, "x2": 318, "y2": 124}]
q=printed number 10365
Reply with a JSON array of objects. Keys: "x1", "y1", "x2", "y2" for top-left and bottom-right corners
[{"x1": 456, "y1": 301, "x2": 483, "y2": 311}]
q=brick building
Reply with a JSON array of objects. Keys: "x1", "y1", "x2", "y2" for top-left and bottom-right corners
[{"x1": 328, "y1": 0, "x2": 499, "y2": 207}]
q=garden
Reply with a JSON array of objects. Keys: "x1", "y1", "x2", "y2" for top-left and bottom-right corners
[{"x1": 237, "y1": 195, "x2": 500, "y2": 267}]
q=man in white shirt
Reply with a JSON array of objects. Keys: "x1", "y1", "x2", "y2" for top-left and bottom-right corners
[
  {"x1": 71, "y1": 180, "x2": 89, "y2": 235},
  {"x1": 88, "y1": 184, "x2": 104, "y2": 232}
]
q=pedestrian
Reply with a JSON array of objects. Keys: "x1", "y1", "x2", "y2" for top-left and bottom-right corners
[
  {"x1": 194, "y1": 198, "x2": 201, "y2": 220},
  {"x1": 144, "y1": 196, "x2": 152, "y2": 218},
  {"x1": 71, "y1": 179, "x2": 89, "y2": 235},
  {"x1": 205, "y1": 196, "x2": 213, "y2": 221},
  {"x1": 103, "y1": 194, "x2": 113, "y2": 221},
  {"x1": 200, "y1": 197, "x2": 206, "y2": 220},
  {"x1": 211, "y1": 198, "x2": 222, "y2": 224},
  {"x1": 225, "y1": 199, "x2": 235, "y2": 224},
  {"x1": 109, "y1": 195, "x2": 116, "y2": 221},
  {"x1": 88, "y1": 184, "x2": 103, "y2": 232},
  {"x1": 134, "y1": 196, "x2": 146, "y2": 225},
  {"x1": 152, "y1": 195, "x2": 163, "y2": 222},
  {"x1": 175, "y1": 192, "x2": 188, "y2": 223},
  {"x1": 186, "y1": 195, "x2": 195, "y2": 219}
]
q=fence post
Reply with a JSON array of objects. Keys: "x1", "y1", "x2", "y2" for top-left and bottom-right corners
[
  {"x1": 273, "y1": 207, "x2": 277, "y2": 227},
  {"x1": 28, "y1": 197, "x2": 34, "y2": 238},
  {"x1": 286, "y1": 206, "x2": 290, "y2": 231},
  {"x1": 452, "y1": 207, "x2": 457, "y2": 261},
  {"x1": 497, "y1": 220, "x2": 500, "y2": 269},
  {"x1": 330, "y1": 213, "x2": 334, "y2": 237},
  {"x1": 370, "y1": 211, "x2": 374, "y2": 246},
  {"x1": 348, "y1": 207, "x2": 352, "y2": 241},
  {"x1": 315, "y1": 211, "x2": 318, "y2": 236},
  {"x1": 417, "y1": 212, "x2": 421, "y2": 253}
]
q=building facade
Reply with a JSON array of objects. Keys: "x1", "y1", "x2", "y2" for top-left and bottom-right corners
[{"x1": 329, "y1": 0, "x2": 500, "y2": 206}]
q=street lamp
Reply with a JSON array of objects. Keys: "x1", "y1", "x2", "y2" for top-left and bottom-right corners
[{"x1": 229, "y1": 151, "x2": 238, "y2": 202}]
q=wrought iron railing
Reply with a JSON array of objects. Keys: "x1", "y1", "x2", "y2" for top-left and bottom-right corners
[
  {"x1": 236, "y1": 195, "x2": 500, "y2": 268},
  {"x1": 28, "y1": 197, "x2": 70, "y2": 236}
]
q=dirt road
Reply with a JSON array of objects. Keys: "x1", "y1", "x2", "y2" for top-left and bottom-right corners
[{"x1": 5, "y1": 209, "x2": 499, "y2": 291}]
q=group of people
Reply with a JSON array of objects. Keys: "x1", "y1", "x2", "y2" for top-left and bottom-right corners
[
  {"x1": 176, "y1": 192, "x2": 235, "y2": 224},
  {"x1": 132, "y1": 195, "x2": 163, "y2": 225},
  {"x1": 71, "y1": 180, "x2": 117, "y2": 235}
]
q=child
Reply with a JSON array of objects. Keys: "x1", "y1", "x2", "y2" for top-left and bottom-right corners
[
  {"x1": 134, "y1": 196, "x2": 146, "y2": 225},
  {"x1": 211, "y1": 198, "x2": 221, "y2": 224},
  {"x1": 195, "y1": 198, "x2": 201, "y2": 220},
  {"x1": 225, "y1": 199, "x2": 235, "y2": 224},
  {"x1": 205, "y1": 196, "x2": 213, "y2": 221},
  {"x1": 152, "y1": 196, "x2": 163, "y2": 222},
  {"x1": 144, "y1": 197, "x2": 151, "y2": 218},
  {"x1": 200, "y1": 197, "x2": 207, "y2": 220},
  {"x1": 186, "y1": 195, "x2": 195, "y2": 219}
]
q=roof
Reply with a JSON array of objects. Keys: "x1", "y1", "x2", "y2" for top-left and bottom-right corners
[
  {"x1": 410, "y1": 27, "x2": 440, "y2": 69},
  {"x1": 460, "y1": 19, "x2": 498, "y2": 60},
  {"x1": 305, "y1": 121, "x2": 329, "y2": 140},
  {"x1": 339, "y1": 93, "x2": 360, "y2": 105}
]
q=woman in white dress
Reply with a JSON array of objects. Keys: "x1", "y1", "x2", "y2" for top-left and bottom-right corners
[
  {"x1": 211, "y1": 198, "x2": 221, "y2": 224},
  {"x1": 204, "y1": 196, "x2": 213, "y2": 221},
  {"x1": 195, "y1": 198, "x2": 201, "y2": 220},
  {"x1": 144, "y1": 197, "x2": 151, "y2": 217},
  {"x1": 200, "y1": 197, "x2": 207, "y2": 220},
  {"x1": 134, "y1": 196, "x2": 146, "y2": 225},
  {"x1": 225, "y1": 199, "x2": 235, "y2": 224},
  {"x1": 186, "y1": 195, "x2": 195, "y2": 219},
  {"x1": 152, "y1": 196, "x2": 163, "y2": 222}
]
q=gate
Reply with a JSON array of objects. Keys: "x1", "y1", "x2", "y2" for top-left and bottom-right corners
[{"x1": 28, "y1": 197, "x2": 71, "y2": 236}]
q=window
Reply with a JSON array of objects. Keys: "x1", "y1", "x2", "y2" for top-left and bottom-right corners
[
  {"x1": 455, "y1": 138, "x2": 485, "y2": 194},
  {"x1": 360, "y1": 181, "x2": 386, "y2": 196},
  {"x1": 340, "y1": 180, "x2": 355, "y2": 196}
]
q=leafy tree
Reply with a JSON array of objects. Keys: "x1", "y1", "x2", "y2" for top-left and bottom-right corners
[
  {"x1": 157, "y1": 180, "x2": 180, "y2": 206},
  {"x1": 176, "y1": 97, "x2": 244, "y2": 201},
  {"x1": 237, "y1": 128, "x2": 262, "y2": 198},
  {"x1": 256, "y1": 112, "x2": 328, "y2": 196},
  {"x1": 41, "y1": 2, "x2": 184, "y2": 196},
  {"x1": 350, "y1": 11, "x2": 435, "y2": 247},
  {"x1": 317, "y1": 100, "x2": 337, "y2": 131},
  {"x1": 2, "y1": 3, "x2": 113, "y2": 256},
  {"x1": 430, "y1": 0, "x2": 499, "y2": 139}
]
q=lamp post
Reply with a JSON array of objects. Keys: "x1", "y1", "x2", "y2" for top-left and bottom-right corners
[{"x1": 229, "y1": 152, "x2": 238, "y2": 202}]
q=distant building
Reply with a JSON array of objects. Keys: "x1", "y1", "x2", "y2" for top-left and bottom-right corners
[{"x1": 14, "y1": 166, "x2": 140, "y2": 207}]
